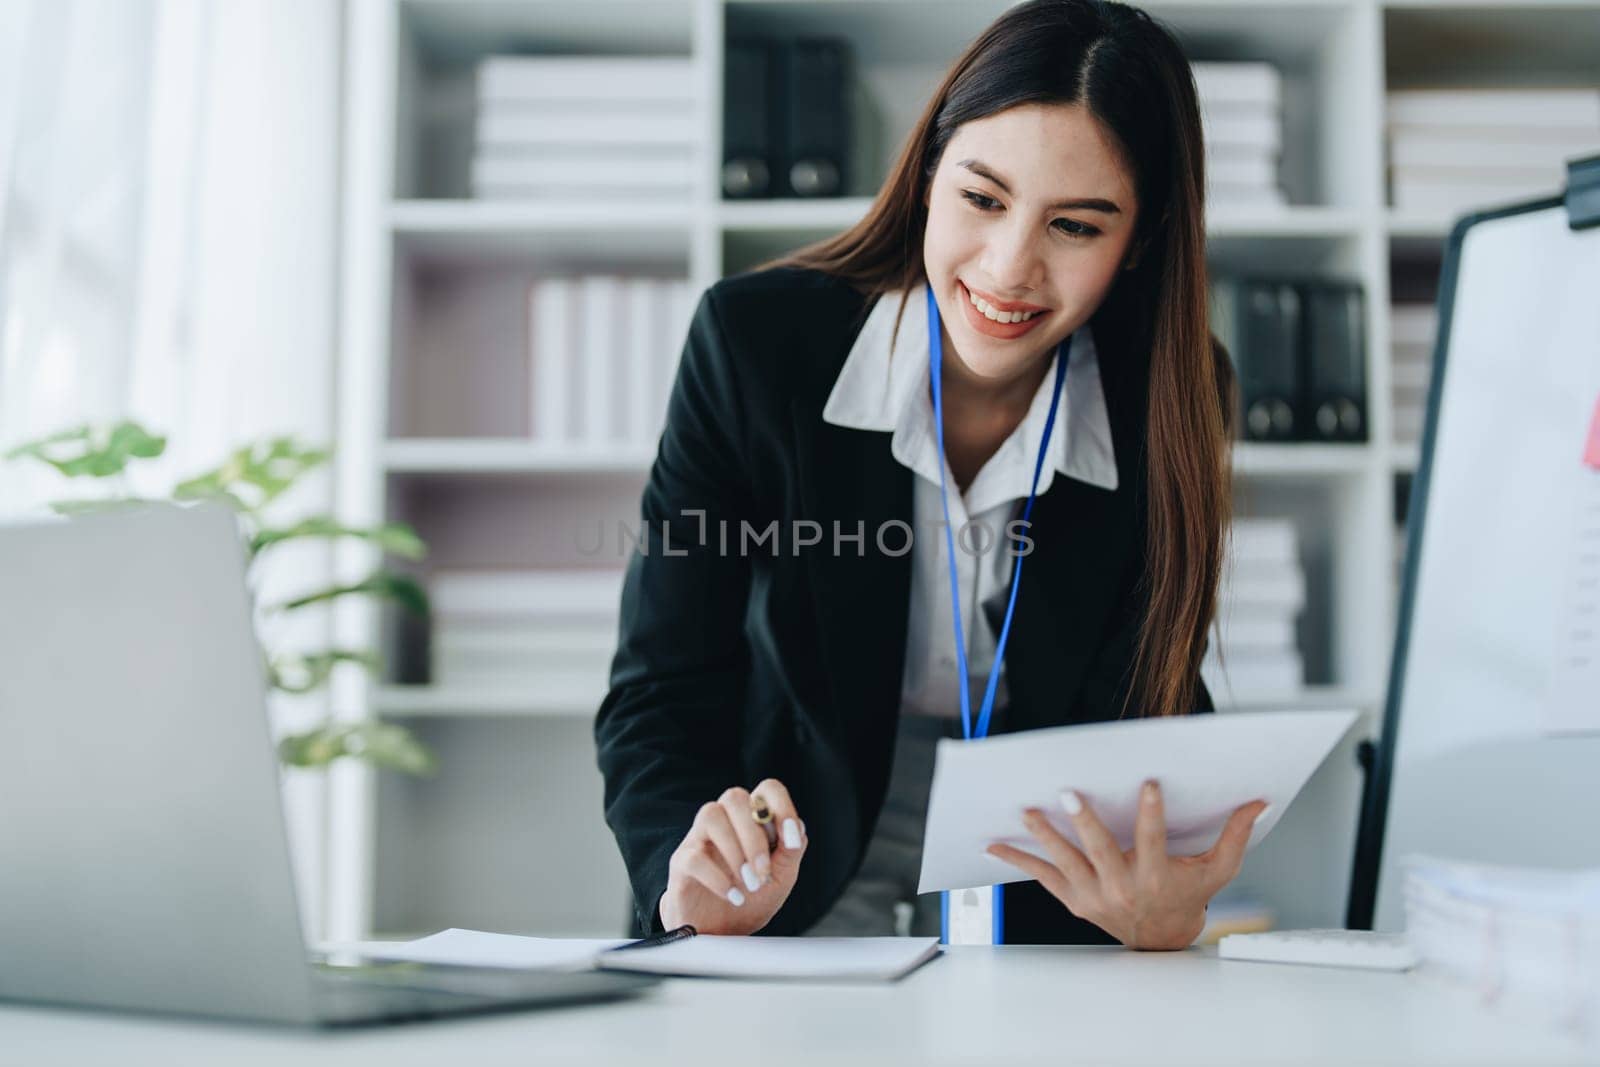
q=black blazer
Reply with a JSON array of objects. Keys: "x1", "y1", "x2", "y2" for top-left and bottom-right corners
[{"x1": 594, "y1": 265, "x2": 1213, "y2": 944}]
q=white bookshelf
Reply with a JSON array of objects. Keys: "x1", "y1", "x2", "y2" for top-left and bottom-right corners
[
  {"x1": 375, "y1": 682, "x2": 609, "y2": 717},
  {"x1": 334, "y1": 0, "x2": 1600, "y2": 942},
  {"x1": 1232, "y1": 442, "x2": 1373, "y2": 477},
  {"x1": 382, "y1": 438, "x2": 657, "y2": 474}
]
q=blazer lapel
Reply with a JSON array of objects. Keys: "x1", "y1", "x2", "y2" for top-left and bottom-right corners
[{"x1": 790, "y1": 400, "x2": 913, "y2": 824}]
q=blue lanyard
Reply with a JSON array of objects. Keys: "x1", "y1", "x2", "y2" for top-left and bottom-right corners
[{"x1": 926, "y1": 283, "x2": 1068, "y2": 742}]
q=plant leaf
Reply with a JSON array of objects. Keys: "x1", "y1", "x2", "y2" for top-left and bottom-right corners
[
  {"x1": 174, "y1": 437, "x2": 330, "y2": 512},
  {"x1": 3, "y1": 420, "x2": 167, "y2": 478},
  {"x1": 250, "y1": 517, "x2": 426, "y2": 560},
  {"x1": 356, "y1": 720, "x2": 438, "y2": 775},
  {"x1": 269, "y1": 649, "x2": 383, "y2": 694},
  {"x1": 107, "y1": 421, "x2": 167, "y2": 460},
  {"x1": 277, "y1": 720, "x2": 437, "y2": 775},
  {"x1": 274, "y1": 571, "x2": 430, "y2": 617}
]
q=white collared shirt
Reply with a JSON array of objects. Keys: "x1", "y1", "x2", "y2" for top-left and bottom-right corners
[{"x1": 821, "y1": 280, "x2": 1120, "y2": 720}]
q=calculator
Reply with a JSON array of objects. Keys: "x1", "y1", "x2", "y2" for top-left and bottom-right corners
[{"x1": 1218, "y1": 929, "x2": 1420, "y2": 971}]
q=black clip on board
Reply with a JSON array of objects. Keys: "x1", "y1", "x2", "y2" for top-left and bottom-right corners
[{"x1": 1566, "y1": 153, "x2": 1600, "y2": 231}]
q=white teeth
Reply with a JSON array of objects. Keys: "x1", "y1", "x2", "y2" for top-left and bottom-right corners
[{"x1": 967, "y1": 287, "x2": 1041, "y2": 324}]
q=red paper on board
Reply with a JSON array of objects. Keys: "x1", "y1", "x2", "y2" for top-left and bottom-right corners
[{"x1": 1587, "y1": 394, "x2": 1600, "y2": 470}]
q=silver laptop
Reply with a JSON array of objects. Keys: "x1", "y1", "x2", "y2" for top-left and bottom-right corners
[{"x1": 0, "y1": 501, "x2": 655, "y2": 1025}]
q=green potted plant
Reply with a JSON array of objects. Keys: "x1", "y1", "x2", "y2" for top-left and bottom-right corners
[{"x1": 4, "y1": 420, "x2": 435, "y2": 775}]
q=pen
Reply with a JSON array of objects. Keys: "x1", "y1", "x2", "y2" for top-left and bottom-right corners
[
  {"x1": 607, "y1": 924, "x2": 696, "y2": 953},
  {"x1": 751, "y1": 794, "x2": 778, "y2": 851}
]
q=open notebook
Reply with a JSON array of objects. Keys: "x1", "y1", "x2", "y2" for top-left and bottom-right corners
[{"x1": 324, "y1": 928, "x2": 941, "y2": 983}]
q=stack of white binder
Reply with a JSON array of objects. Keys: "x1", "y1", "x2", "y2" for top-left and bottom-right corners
[
  {"x1": 529, "y1": 274, "x2": 695, "y2": 448},
  {"x1": 1193, "y1": 62, "x2": 1287, "y2": 208},
  {"x1": 429, "y1": 568, "x2": 625, "y2": 705},
  {"x1": 1202, "y1": 517, "x2": 1306, "y2": 702},
  {"x1": 471, "y1": 55, "x2": 699, "y2": 201},
  {"x1": 1390, "y1": 302, "x2": 1438, "y2": 447},
  {"x1": 1387, "y1": 89, "x2": 1600, "y2": 218}
]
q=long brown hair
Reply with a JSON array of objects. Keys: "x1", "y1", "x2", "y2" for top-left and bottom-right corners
[{"x1": 759, "y1": 0, "x2": 1234, "y2": 718}]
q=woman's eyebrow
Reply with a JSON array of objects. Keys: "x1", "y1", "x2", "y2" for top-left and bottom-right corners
[{"x1": 956, "y1": 158, "x2": 1122, "y2": 214}]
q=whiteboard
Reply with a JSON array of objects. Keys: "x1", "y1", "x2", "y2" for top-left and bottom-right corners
[{"x1": 1349, "y1": 194, "x2": 1600, "y2": 932}]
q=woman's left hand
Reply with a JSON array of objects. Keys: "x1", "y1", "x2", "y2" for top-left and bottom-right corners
[{"x1": 986, "y1": 781, "x2": 1267, "y2": 950}]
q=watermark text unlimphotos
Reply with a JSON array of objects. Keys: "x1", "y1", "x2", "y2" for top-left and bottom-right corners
[{"x1": 574, "y1": 510, "x2": 1034, "y2": 559}]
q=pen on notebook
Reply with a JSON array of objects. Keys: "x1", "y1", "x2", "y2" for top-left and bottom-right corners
[{"x1": 607, "y1": 924, "x2": 696, "y2": 953}]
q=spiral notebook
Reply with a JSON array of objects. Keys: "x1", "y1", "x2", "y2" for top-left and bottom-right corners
[{"x1": 327, "y1": 928, "x2": 941, "y2": 983}]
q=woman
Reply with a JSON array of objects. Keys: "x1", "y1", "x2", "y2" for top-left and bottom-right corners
[{"x1": 595, "y1": 0, "x2": 1264, "y2": 949}]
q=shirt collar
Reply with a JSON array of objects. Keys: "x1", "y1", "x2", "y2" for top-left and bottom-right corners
[{"x1": 821, "y1": 280, "x2": 1120, "y2": 506}]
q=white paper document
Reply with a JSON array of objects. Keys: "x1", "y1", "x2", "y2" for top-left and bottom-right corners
[
  {"x1": 596, "y1": 936, "x2": 940, "y2": 982},
  {"x1": 917, "y1": 709, "x2": 1358, "y2": 894}
]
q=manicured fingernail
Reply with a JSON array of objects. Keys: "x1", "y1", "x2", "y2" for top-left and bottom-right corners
[
  {"x1": 755, "y1": 853, "x2": 771, "y2": 882},
  {"x1": 782, "y1": 818, "x2": 801, "y2": 849},
  {"x1": 1254, "y1": 804, "x2": 1274, "y2": 827},
  {"x1": 727, "y1": 887, "x2": 746, "y2": 907},
  {"x1": 1060, "y1": 790, "x2": 1083, "y2": 816},
  {"x1": 1143, "y1": 780, "x2": 1159, "y2": 804},
  {"x1": 741, "y1": 862, "x2": 760, "y2": 893}
]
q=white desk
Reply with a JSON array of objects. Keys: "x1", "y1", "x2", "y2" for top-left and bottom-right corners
[{"x1": 3, "y1": 946, "x2": 1590, "y2": 1066}]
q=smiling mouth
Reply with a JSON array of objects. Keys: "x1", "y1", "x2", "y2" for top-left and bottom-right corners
[
  {"x1": 957, "y1": 280, "x2": 1050, "y2": 337},
  {"x1": 963, "y1": 282, "x2": 1048, "y2": 322}
]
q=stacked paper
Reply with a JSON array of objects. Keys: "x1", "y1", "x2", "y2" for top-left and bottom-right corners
[
  {"x1": 530, "y1": 275, "x2": 695, "y2": 447},
  {"x1": 1403, "y1": 855, "x2": 1600, "y2": 1033},
  {"x1": 1390, "y1": 303, "x2": 1438, "y2": 446},
  {"x1": 1203, "y1": 517, "x2": 1306, "y2": 702},
  {"x1": 429, "y1": 569, "x2": 624, "y2": 701},
  {"x1": 471, "y1": 55, "x2": 698, "y2": 201},
  {"x1": 1194, "y1": 62, "x2": 1286, "y2": 208},
  {"x1": 1387, "y1": 89, "x2": 1600, "y2": 218}
]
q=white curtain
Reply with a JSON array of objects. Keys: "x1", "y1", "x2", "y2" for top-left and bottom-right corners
[
  {"x1": 0, "y1": 0, "x2": 345, "y2": 941},
  {"x1": 0, "y1": 0, "x2": 155, "y2": 498}
]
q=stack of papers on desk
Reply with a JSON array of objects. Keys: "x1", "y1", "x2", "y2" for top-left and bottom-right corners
[
  {"x1": 327, "y1": 928, "x2": 940, "y2": 983},
  {"x1": 1403, "y1": 856, "x2": 1600, "y2": 1028}
]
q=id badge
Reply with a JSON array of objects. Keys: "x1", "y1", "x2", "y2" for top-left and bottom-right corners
[{"x1": 941, "y1": 885, "x2": 1003, "y2": 945}]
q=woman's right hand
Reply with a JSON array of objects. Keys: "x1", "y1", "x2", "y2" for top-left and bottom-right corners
[{"x1": 658, "y1": 779, "x2": 808, "y2": 935}]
